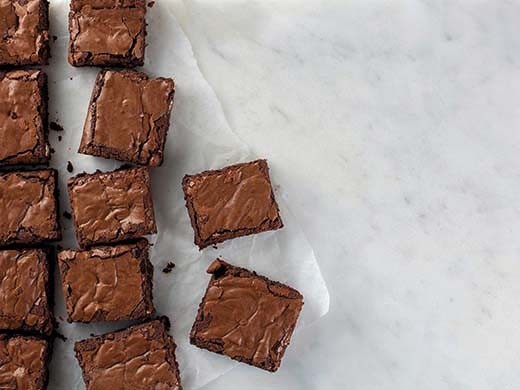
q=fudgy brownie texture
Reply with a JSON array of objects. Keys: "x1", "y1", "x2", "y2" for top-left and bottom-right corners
[
  {"x1": 0, "y1": 249, "x2": 54, "y2": 336},
  {"x1": 68, "y1": 0, "x2": 146, "y2": 67},
  {"x1": 0, "y1": 0, "x2": 50, "y2": 66},
  {"x1": 0, "y1": 335, "x2": 49, "y2": 390},
  {"x1": 0, "y1": 170, "x2": 61, "y2": 246},
  {"x1": 75, "y1": 318, "x2": 182, "y2": 389},
  {"x1": 190, "y1": 259, "x2": 303, "y2": 372},
  {"x1": 67, "y1": 166, "x2": 157, "y2": 248},
  {"x1": 79, "y1": 70, "x2": 175, "y2": 166},
  {"x1": 182, "y1": 159, "x2": 283, "y2": 249},
  {"x1": 58, "y1": 239, "x2": 154, "y2": 323},
  {"x1": 0, "y1": 70, "x2": 49, "y2": 165}
]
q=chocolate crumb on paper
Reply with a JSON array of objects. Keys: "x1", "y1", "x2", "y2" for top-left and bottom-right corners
[
  {"x1": 50, "y1": 122, "x2": 64, "y2": 131},
  {"x1": 162, "y1": 262, "x2": 175, "y2": 274},
  {"x1": 67, "y1": 161, "x2": 74, "y2": 172}
]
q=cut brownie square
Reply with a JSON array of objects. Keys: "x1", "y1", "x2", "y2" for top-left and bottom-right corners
[
  {"x1": 67, "y1": 166, "x2": 157, "y2": 248},
  {"x1": 0, "y1": 249, "x2": 53, "y2": 336},
  {"x1": 58, "y1": 239, "x2": 154, "y2": 323},
  {"x1": 182, "y1": 159, "x2": 283, "y2": 249},
  {"x1": 0, "y1": 0, "x2": 50, "y2": 66},
  {"x1": 75, "y1": 318, "x2": 182, "y2": 390},
  {"x1": 68, "y1": 0, "x2": 146, "y2": 67},
  {"x1": 0, "y1": 70, "x2": 49, "y2": 166},
  {"x1": 190, "y1": 259, "x2": 303, "y2": 372},
  {"x1": 0, "y1": 335, "x2": 49, "y2": 390},
  {"x1": 78, "y1": 70, "x2": 175, "y2": 166},
  {"x1": 0, "y1": 169, "x2": 61, "y2": 246}
]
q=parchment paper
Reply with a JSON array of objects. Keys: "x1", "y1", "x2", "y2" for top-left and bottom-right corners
[{"x1": 45, "y1": 1, "x2": 330, "y2": 388}]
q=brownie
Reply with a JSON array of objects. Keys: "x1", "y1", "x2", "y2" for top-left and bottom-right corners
[
  {"x1": 190, "y1": 259, "x2": 303, "y2": 372},
  {"x1": 0, "y1": 249, "x2": 53, "y2": 336},
  {"x1": 58, "y1": 239, "x2": 154, "y2": 323},
  {"x1": 67, "y1": 166, "x2": 157, "y2": 248},
  {"x1": 0, "y1": 335, "x2": 49, "y2": 389},
  {"x1": 0, "y1": 170, "x2": 61, "y2": 246},
  {"x1": 0, "y1": 70, "x2": 49, "y2": 165},
  {"x1": 75, "y1": 318, "x2": 182, "y2": 389},
  {"x1": 182, "y1": 160, "x2": 283, "y2": 249},
  {"x1": 68, "y1": 0, "x2": 146, "y2": 67},
  {"x1": 78, "y1": 70, "x2": 175, "y2": 166},
  {"x1": 0, "y1": 0, "x2": 50, "y2": 66}
]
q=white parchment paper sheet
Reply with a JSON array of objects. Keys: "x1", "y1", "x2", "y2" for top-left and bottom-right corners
[{"x1": 45, "y1": 1, "x2": 330, "y2": 388}]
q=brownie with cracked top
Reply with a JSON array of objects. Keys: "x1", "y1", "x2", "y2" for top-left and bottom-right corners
[
  {"x1": 0, "y1": 0, "x2": 50, "y2": 66},
  {"x1": 68, "y1": 0, "x2": 146, "y2": 67},
  {"x1": 75, "y1": 318, "x2": 182, "y2": 390},
  {"x1": 0, "y1": 169, "x2": 61, "y2": 246},
  {"x1": 0, "y1": 70, "x2": 49, "y2": 165},
  {"x1": 67, "y1": 166, "x2": 157, "y2": 248},
  {"x1": 79, "y1": 70, "x2": 175, "y2": 166},
  {"x1": 182, "y1": 159, "x2": 283, "y2": 249},
  {"x1": 0, "y1": 335, "x2": 49, "y2": 390},
  {"x1": 0, "y1": 249, "x2": 54, "y2": 336},
  {"x1": 190, "y1": 259, "x2": 303, "y2": 372},
  {"x1": 58, "y1": 239, "x2": 154, "y2": 323}
]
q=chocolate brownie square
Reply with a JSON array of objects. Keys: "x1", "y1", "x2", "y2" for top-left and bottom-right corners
[
  {"x1": 0, "y1": 170, "x2": 61, "y2": 246},
  {"x1": 0, "y1": 335, "x2": 49, "y2": 390},
  {"x1": 68, "y1": 0, "x2": 146, "y2": 67},
  {"x1": 182, "y1": 160, "x2": 283, "y2": 249},
  {"x1": 0, "y1": 70, "x2": 49, "y2": 165},
  {"x1": 190, "y1": 259, "x2": 303, "y2": 372},
  {"x1": 75, "y1": 318, "x2": 182, "y2": 389},
  {"x1": 58, "y1": 239, "x2": 154, "y2": 323},
  {"x1": 0, "y1": 0, "x2": 50, "y2": 66},
  {"x1": 0, "y1": 249, "x2": 53, "y2": 336},
  {"x1": 78, "y1": 70, "x2": 175, "y2": 166},
  {"x1": 67, "y1": 166, "x2": 157, "y2": 248}
]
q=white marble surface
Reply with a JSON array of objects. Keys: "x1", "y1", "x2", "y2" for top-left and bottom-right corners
[{"x1": 167, "y1": 1, "x2": 520, "y2": 389}]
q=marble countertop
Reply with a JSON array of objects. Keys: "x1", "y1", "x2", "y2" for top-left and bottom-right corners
[{"x1": 169, "y1": 1, "x2": 520, "y2": 389}]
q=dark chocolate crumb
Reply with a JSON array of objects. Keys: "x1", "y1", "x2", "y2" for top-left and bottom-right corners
[
  {"x1": 162, "y1": 262, "x2": 176, "y2": 274},
  {"x1": 212, "y1": 245, "x2": 218, "y2": 249},
  {"x1": 55, "y1": 332, "x2": 67, "y2": 342},
  {"x1": 161, "y1": 316, "x2": 171, "y2": 331},
  {"x1": 147, "y1": 1, "x2": 155, "y2": 7},
  {"x1": 50, "y1": 148, "x2": 55, "y2": 154},
  {"x1": 69, "y1": 77, "x2": 73, "y2": 80},
  {"x1": 58, "y1": 135, "x2": 62, "y2": 142},
  {"x1": 90, "y1": 333, "x2": 96, "y2": 337},
  {"x1": 50, "y1": 122, "x2": 64, "y2": 131},
  {"x1": 63, "y1": 211, "x2": 72, "y2": 220},
  {"x1": 52, "y1": 35, "x2": 58, "y2": 42},
  {"x1": 66, "y1": 161, "x2": 74, "y2": 173}
]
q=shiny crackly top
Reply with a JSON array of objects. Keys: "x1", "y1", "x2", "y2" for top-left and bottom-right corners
[
  {"x1": 0, "y1": 249, "x2": 52, "y2": 335},
  {"x1": 58, "y1": 241, "x2": 152, "y2": 322},
  {"x1": 0, "y1": 336, "x2": 47, "y2": 389},
  {"x1": 82, "y1": 70, "x2": 175, "y2": 166},
  {"x1": 0, "y1": 0, "x2": 49, "y2": 64},
  {"x1": 76, "y1": 320, "x2": 181, "y2": 389},
  {"x1": 68, "y1": 167, "x2": 156, "y2": 246},
  {"x1": 0, "y1": 70, "x2": 48, "y2": 164},
  {"x1": 0, "y1": 170, "x2": 59, "y2": 244},
  {"x1": 183, "y1": 160, "x2": 282, "y2": 241},
  {"x1": 194, "y1": 259, "x2": 303, "y2": 370},
  {"x1": 69, "y1": 0, "x2": 145, "y2": 63}
]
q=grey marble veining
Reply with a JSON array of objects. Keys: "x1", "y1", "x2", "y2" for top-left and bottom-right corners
[{"x1": 170, "y1": 1, "x2": 520, "y2": 389}]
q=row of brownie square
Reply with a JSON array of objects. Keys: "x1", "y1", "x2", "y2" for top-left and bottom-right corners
[{"x1": 1, "y1": 0, "x2": 149, "y2": 67}]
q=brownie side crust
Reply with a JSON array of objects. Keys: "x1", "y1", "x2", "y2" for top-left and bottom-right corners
[
  {"x1": 0, "y1": 70, "x2": 50, "y2": 165},
  {"x1": 0, "y1": 169, "x2": 61, "y2": 246},
  {"x1": 78, "y1": 70, "x2": 175, "y2": 166},
  {"x1": 182, "y1": 159, "x2": 283, "y2": 249},
  {"x1": 74, "y1": 318, "x2": 182, "y2": 389},
  {"x1": 0, "y1": 0, "x2": 50, "y2": 66},
  {"x1": 67, "y1": 166, "x2": 157, "y2": 248},
  {"x1": 190, "y1": 259, "x2": 303, "y2": 372},
  {"x1": 68, "y1": 0, "x2": 146, "y2": 67},
  {"x1": 58, "y1": 239, "x2": 155, "y2": 323},
  {"x1": 0, "y1": 334, "x2": 50, "y2": 390}
]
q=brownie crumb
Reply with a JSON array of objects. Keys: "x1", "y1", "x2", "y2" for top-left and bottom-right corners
[
  {"x1": 66, "y1": 161, "x2": 74, "y2": 173},
  {"x1": 50, "y1": 148, "x2": 55, "y2": 154},
  {"x1": 53, "y1": 35, "x2": 58, "y2": 42},
  {"x1": 58, "y1": 135, "x2": 62, "y2": 142},
  {"x1": 50, "y1": 122, "x2": 64, "y2": 131},
  {"x1": 147, "y1": 1, "x2": 155, "y2": 7},
  {"x1": 70, "y1": 77, "x2": 73, "y2": 81},
  {"x1": 162, "y1": 262, "x2": 176, "y2": 274},
  {"x1": 55, "y1": 332, "x2": 68, "y2": 342},
  {"x1": 63, "y1": 211, "x2": 72, "y2": 220},
  {"x1": 90, "y1": 333, "x2": 96, "y2": 337}
]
